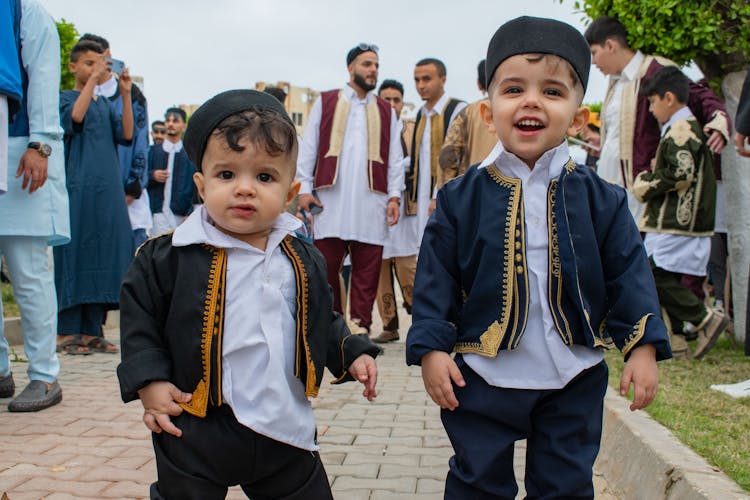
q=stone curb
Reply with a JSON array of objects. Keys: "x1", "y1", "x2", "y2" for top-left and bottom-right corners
[{"x1": 598, "y1": 387, "x2": 749, "y2": 499}]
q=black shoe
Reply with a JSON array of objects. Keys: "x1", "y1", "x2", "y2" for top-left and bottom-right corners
[
  {"x1": 0, "y1": 373, "x2": 14, "y2": 398},
  {"x1": 8, "y1": 380, "x2": 62, "y2": 412}
]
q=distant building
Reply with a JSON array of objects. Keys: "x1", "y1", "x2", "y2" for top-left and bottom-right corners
[{"x1": 255, "y1": 81, "x2": 319, "y2": 135}]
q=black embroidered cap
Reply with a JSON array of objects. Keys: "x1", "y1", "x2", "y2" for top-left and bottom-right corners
[
  {"x1": 485, "y1": 16, "x2": 590, "y2": 91},
  {"x1": 183, "y1": 89, "x2": 292, "y2": 169}
]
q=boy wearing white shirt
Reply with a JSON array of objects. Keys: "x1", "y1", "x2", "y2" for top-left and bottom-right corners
[
  {"x1": 633, "y1": 66, "x2": 729, "y2": 360},
  {"x1": 407, "y1": 17, "x2": 671, "y2": 498},
  {"x1": 118, "y1": 90, "x2": 380, "y2": 500}
]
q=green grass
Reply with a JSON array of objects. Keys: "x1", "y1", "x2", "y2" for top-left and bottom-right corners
[
  {"x1": 1, "y1": 282, "x2": 20, "y2": 317},
  {"x1": 605, "y1": 338, "x2": 750, "y2": 491}
]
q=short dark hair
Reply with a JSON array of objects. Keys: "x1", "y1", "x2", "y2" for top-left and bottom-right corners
[
  {"x1": 584, "y1": 16, "x2": 629, "y2": 48},
  {"x1": 416, "y1": 58, "x2": 446, "y2": 77},
  {"x1": 207, "y1": 108, "x2": 298, "y2": 174},
  {"x1": 69, "y1": 40, "x2": 103, "y2": 62},
  {"x1": 477, "y1": 59, "x2": 487, "y2": 92},
  {"x1": 263, "y1": 86, "x2": 287, "y2": 104},
  {"x1": 379, "y1": 79, "x2": 404, "y2": 96},
  {"x1": 151, "y1": 120, "x2": 165, "y2": 131},
  {"x1": 165, "y1": 107, "x2": 187, "y2": 122},
  {"x1": 79, "y1": 33, "x2": 109, "y2": 51},
  {"x1": 640, "y1": 66, "x2": 690, "y2": 104}
]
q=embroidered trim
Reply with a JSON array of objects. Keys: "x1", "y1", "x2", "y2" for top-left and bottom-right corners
[
  {"x1": 454, "y1": 166, "x2": 520, "y2": 356},
  {"x1": 547, "y1": 178, "x2": 574, "y2": 345},
  {"x1": 331, "y1": 334, "x2": 355, "y2": 384},
  {"x1": 280, "y1": 237, "x2": 318, "y2": 397},
  {"x1": 179, "y1": 246, "x2": 226, "y2": 417},
  {"x1": 622, "y1": 313, "x2": 652, "y2": 356}
]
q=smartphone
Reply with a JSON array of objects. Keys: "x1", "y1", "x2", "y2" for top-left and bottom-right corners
[
  {"x1": 309, "y1": 190, "x2": 323, "y2": 215},
  {"x1": 105, "y1": 57, "x2": 125, "y2": 75}
]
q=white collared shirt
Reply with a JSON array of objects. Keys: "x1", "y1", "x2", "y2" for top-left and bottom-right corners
[
  {"x1": 410, "y1": 93, "x2": 467, "y2": 250},
  {"x1": 465, "y1": 141, "x2": 603, "y2": 389},
  {"x1": 382, "y1": 119, "x2": 416, "y2": 259},
  {"x1": 296, "y1": 84, "x2": 404, "y2": 245},
  {"x1": 643, "y1": 106, "x2": 710, "y2": 276},
  {"x1": 172, "y1": 207, "x2": 318, "y2": 450},
  {"x1": 151, "y1": 139, "x2": 184, "y2": 235},
  {"x1": 94, "y1": 75, "x2": 118, "y2": 99},
  {"x1": 599, "y1": 51, "x2": 645, "y2": 220}
]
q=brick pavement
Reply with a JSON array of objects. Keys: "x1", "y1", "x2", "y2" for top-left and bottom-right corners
[{"x1": 0, "y1": 309, "x2": 617, "y2": 499}]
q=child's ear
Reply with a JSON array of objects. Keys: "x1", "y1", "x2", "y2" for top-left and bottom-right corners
[
  {"x1": 480, "y1": 100, "x2": 494, "y2": 132},
  {"x1": 286, "y1": 180, "x2": 301, "y2": 207},
  {"x1": 193, "y1": 172, "x2": 205, "y2": 202},
  {"x1": 567, "y1": 106, "x2": 590, "y2": 138}
]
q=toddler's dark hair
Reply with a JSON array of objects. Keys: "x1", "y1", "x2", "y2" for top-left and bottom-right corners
[{"x1": 207, "y1": 107, "x2": 298, "y2": 173}]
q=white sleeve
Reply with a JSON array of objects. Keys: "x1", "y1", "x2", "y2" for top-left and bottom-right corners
[
  {"x1": 296, "y1": 96, "x2": 322, "y2": 195},
  {"x1": 387, "y1": 108, "x2": 405, "y2": 199}
]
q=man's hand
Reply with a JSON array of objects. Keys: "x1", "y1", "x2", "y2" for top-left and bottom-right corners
[
  {"x1": 428, "y1": 199, "x2": 437, "y2": 216},
  {"x1": 152, "y1": 169, "x2": 169, "y2": 183},
  {"x1": 421, "y1": 351, "x2": 465, "y2": 410},
  {"x1": 16, "y1": 149, "x2": 48, "y2": 194},
  {"x1": 118, "y1": 68, "x2": 132, "y2": 95},
  {"x1": 705, "y1": 129, "x2": 727, "y2": 154},
  {"x1": 348, "y1": 354, "x2": 378, "y2": 401},
  {"x1": 387, "y1": 197, "x2": 400, "y2": 226},
  {"x1": 298, "y1": 193, "x2": 322, "y2": 213},
  {"x1": 137, "y1": 381, "x2": 192, "y2": 437},
  {"x1": 619, "y1": 344, "x2": 658, "y2": 411},
  {"x1": 734, "y1": 132, "x2": 750, "y2": 158}
]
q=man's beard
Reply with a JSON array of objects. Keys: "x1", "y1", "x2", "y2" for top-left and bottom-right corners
[{"x1": 353, "y1": 73, "x2": 376, "y2": 92}]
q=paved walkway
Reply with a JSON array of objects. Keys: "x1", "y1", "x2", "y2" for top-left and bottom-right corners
[{"x1": 0, "y1": 311, "x2": 617, "y2": 499}]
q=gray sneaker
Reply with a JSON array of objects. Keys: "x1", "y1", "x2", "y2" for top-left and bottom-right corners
[
  {"x1": 694, "y1": 312, "x2": 730, "y2": 360},
  {"x1": 8, "y1": 380, "x2": 62, "y2": 412},
  {"x1": 0, "y1": 373, "x2": 14, "y2": 398}
]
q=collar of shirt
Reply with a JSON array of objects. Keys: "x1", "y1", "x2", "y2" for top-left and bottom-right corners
[
  {"x1": 162, "y1": 140, "x2": 183, "y2": 154},
  {"x1": 343, "y1": 83, "x2": 375, "y2": 105},
  {"x1": 94, "y1": 75, "x2": 118, "y2": 98},
  {"x1": 618, "y1": 50, "x2": 645, "y2": 83},
  {"x1": 661, "y1": 106, "x2": 694, "y2": 137},
  {"x1": 420, "y1": 93, "x2": 449, "y2": 117},
  {"x1": 172, "y1": 205, "x2": 303, "y2": 255},
  {"x1": 478, "y1": 140, "x2": 570, "y2": 183}
]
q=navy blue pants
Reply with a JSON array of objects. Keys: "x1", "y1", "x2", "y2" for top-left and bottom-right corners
[{"x1": 441, "y1": 360, "x2": 608, "y2": 499}]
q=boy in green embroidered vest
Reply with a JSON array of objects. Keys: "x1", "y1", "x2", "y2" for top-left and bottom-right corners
[
  {"x1": 634, "y1": 66, "x2": 729, "y2": 360},
  {"x1": 117, "y1": 90, "x2": 380, "y2": 500},
  {"x1": 406, "y1": 17, "x2": 671, "y2": 498}
]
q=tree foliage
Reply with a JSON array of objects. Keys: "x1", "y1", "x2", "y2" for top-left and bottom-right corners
[
  {"x1": 566, "y1": 0, "x2": 750, "y2": 84},
  {"x1": 56, "y1": 19, "x2": 78, "y2": 90}
]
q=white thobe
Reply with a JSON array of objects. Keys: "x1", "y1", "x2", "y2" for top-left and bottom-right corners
[
  {"x1": 643, "y1": 106, "x2": 710, "y2": 276},
  {"x1": 296, "y1": 84, "x2": 403, "y2": 245},
  {"x1": 172, "y1": 207, "x2": 318, "y2": 450},
  {"x1": 598, "y1": 51, "x2": 645, "y2": 221},
  {"x1": 465, "y1": 141, "x2": 603, "y2": 390}
]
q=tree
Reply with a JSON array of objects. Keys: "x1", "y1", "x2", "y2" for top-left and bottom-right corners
[
  {"x1": 565, "y1": 0, "x2": 750, "y2": 347},
  {"x1": 56, "y1": 19, "x2": 78, "y2": 90},
  {"x1": 568, "y1": 0, "x2": 750, "y2": 89}
]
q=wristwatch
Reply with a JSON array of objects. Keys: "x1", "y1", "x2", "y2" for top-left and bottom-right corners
[{"x1": 28, "y1": 142, "x2": 52, "y2": 158}]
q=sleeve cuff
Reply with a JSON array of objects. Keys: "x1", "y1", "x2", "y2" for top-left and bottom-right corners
[{"x1": 405, "y1": 319, "x2": 458, "y2": 365}]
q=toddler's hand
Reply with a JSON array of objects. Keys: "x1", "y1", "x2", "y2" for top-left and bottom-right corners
[
  {"x1": 421, "y1": 351, "x2": 465, "y2": 410},
  {"x1": 620, "y1": 344, "x2": 658, "y2": 411},
  {"x1": 137, "y1": 381, "x2": 192, "y2": 437},
  {"x1": 348, "y1": 354, "x2": 377, "y2": 401}
]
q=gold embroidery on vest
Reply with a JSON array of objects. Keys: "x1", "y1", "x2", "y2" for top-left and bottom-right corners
[{"x1": 623, "y1": 313, "x2": 652, "y2": 356}]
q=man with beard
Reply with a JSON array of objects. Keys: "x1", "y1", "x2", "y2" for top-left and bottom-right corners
[
  {"x1": 147, "y1": 107, "x2": 196, "y2": 235},
  {"x1": 297, "y1": 44, "x2": 404, "y2": 335}
]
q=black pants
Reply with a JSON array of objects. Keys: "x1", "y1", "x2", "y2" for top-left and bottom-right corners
[
  {"x1": 150, "y1": 405, "x2": 332, "y2": 500},
  {"x1": 441, "y1": 360, "x2": 608, "y2": 499}
]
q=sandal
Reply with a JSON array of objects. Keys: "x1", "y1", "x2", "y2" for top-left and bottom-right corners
[
  {"x1": 85, "y1": 337, "x2": 119, "y2": 354},
  {"x1": 56, "y1": 335, "x2": 92, "y2": 355}
]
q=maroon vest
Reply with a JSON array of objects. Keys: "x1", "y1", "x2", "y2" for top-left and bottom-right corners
[{"x1": 314, "y1": 89, "x2": 392, "y2": 194}]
